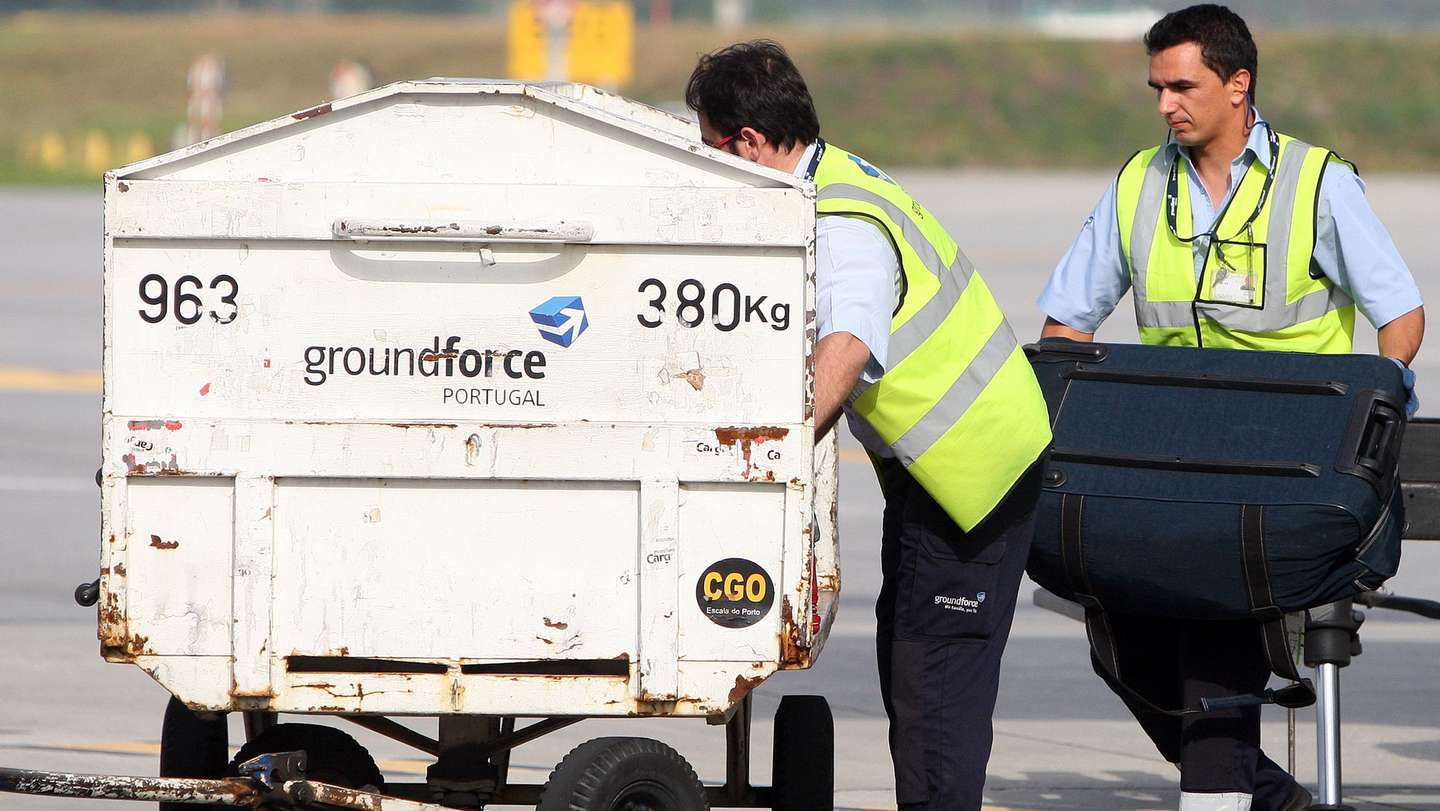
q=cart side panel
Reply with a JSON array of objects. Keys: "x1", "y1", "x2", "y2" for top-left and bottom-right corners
[
  {"x1": 269, "y1": 478, "x2": 641, "y2": 662},
  {"x1": 677, "y1": 482, "x2": 786, "y2": 663},
  {"x1": 103, "y1": 478, "x2": 233, "y2": 659}
]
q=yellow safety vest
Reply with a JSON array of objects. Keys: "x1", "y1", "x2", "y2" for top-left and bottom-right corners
[
  {"x1": 1116, "y1": 131, "x2": 1356, "y2": 353},
  {"x1": 815, "y1": 144, "x2": 1052, "y2": 531}
]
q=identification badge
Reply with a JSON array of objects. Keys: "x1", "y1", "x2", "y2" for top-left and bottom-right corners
[
  {"x1": 1204, "y1": 238, "x2": 1266, "y2": 308},
  {"x1": 1210, "y1": 265, "x2": 1258, "y2": 306}
]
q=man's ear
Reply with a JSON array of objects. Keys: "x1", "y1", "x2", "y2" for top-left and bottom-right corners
[
  {"x1": 737, "y1": 125, "x2": 768, "y2": 154},
  {"x1": 1229, "y1": 68, "x2": 1252, "y2": 106}
]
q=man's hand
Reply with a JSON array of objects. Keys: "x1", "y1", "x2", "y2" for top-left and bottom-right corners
[
  {"x1": 1388, "y1": 357, "x2": 1419, "y2": 417},
  {"x1": 814, "y1": 332, "x2": 871, "y2": 441},
  {"x1": 1040, "y1": 316, "x2": 1095, "y2": 342}
]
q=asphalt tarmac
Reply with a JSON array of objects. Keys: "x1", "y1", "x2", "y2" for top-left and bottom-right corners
[{"x1": 1, "y1": 177, "x2": 1437, "y2": 810}]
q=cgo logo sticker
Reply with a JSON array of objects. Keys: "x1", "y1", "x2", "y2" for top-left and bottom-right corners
[{"x1": 695, "y1": 557, "x2": 775, "y2": 628}]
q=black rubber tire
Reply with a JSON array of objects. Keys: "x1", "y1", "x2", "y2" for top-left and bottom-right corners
[
  {"x1": 159, "y1": 696, "x2": 228, "y2": 811},
  {"x1": 227, "y1": 723, "x2": 385, "y2": 791},
  {"x1": 772, "y1": 695, "x2": 834, "y2": 811},
  {"x1": 537, "y1": 736, "x2": 708, "y2": 811}
]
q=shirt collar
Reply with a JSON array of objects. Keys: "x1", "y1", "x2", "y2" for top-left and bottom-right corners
[
  {"x1": 793, "y1": 141, "x2": 819, "y2": 179},
  {"x1": 1165, "y1": 110, "x2": 1273, "y2": 171}
]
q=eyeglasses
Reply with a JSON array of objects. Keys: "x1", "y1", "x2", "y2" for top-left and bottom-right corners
[{"x1": 708, "y1": 132, "x2": 740, "y2": 151}]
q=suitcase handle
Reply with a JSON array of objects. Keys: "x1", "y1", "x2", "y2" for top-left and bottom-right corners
[
  {"x1": 1339, "y1": 391, "x2": 1406, "y2": 494},
  {"x1": 1356, "y1": 403, "x2": 1402, "y2": 475},
  {"x1": 1023, "y1": 338, "x2": 1109, "y2": 363}
]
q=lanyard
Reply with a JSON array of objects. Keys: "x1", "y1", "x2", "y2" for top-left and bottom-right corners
[
  {"x1": 1165, "y1": 123, "x2": 1279, "y2": 244},
  {"x1": 803, "y1": 138, "x2": 826, "y2": 180}
]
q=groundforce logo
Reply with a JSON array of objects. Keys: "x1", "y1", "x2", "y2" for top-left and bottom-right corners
[
  {"x1": 302, "y1": 335, "x2": 551, "y2": 406},
  {"x1": 530, "y1": 296, "x2": 589, "y2": 348},
  {"x1": 934, "y1": 592, "x2": 987, "y2": 614},
  {"x1": 303, "y1": 335, "x2": 547, "y2": 386}
]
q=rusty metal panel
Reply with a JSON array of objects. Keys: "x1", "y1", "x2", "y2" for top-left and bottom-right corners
[
  {"x1": 100, "y1": 80, "x2": 835, "y2": 719},
  {"x1": 806, "y1": 432, "x2": 842, "y2": 663},
  {"x1": 120, "y1": 478, "x2": 233, "y2": 658}
]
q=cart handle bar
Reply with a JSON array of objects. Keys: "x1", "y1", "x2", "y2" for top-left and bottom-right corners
[
  {"x1": 0, "y1": 767, "x2": 452, "y2": 810},
  {"x1": 0, "y1": 767, "x2": 263, "y2": 806},
  {"x1": 333, "y1": 219, "x2": 594, "y2": 243}
]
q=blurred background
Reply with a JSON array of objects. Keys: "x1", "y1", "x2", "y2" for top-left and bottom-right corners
[{"x1": 2, "y1": 0, "x2": 1439, "y2": 184}]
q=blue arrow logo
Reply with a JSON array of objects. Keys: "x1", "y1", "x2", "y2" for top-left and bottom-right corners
[{"x1": 529, "y1": 295, "x2": 590, "y2": 348}]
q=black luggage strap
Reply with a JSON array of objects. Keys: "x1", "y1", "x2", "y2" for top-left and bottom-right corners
[
  {"x1": 1239, "y1": 504, "x2": 1317, "y2": 711},
  {"x1": 1059, "y1": 494, "x2": 1094, "y2": 610},
  {"x1": 1063, "y1": 495, "x2": 1315, "y2": 717}
]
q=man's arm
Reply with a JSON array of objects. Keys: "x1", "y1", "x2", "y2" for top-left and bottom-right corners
[
  {"x1": 1041, "y1": 317, "x2": 1096, "y2": 342},
  {"x1": 1314, "y1": 163, "x2": 1425, "y2": 362},
  {"x1": 815, "y1": 332, "x2": 871, "y2": 440},
  {"x1": 811, "y1": 216, "x2": 898, "y2": 443},
  {"x1": 1379, "y1": 305, "x2": 1424, "y2": 366},
  {"x1": 1036, "y1": 180, "x2": 1129, "y2": 341}
]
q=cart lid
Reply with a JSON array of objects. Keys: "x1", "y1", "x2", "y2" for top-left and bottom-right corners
[{"x1": 110, "y1": 79, "x2": 806, "y2": 191}]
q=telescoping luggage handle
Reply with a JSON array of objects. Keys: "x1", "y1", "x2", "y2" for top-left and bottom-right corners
[
  {"x1": 1338, "y1": 390, "x2": 1407, "y2": 496},
  {"x1": 333, "y1": 218, "x2": 596, "y2": 243}
]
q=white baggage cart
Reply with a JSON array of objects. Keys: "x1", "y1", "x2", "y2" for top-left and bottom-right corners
[{"x1": 3, "y1": 80, "x2": 840, "y2": 810}]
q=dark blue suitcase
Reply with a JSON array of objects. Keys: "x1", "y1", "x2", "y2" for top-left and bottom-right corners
[{"x1": 1024, "y1": 338, "x2": 1407, "y2": 712}]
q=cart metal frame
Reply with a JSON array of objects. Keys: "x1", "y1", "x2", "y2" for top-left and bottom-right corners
[{"x1": 0, "y1": 693, "x2": 802, "y2": 808}]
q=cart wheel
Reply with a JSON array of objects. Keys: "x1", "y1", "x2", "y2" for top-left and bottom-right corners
[
  {"x1": 228, "y1": 723, "x2": 385, "y2": 791},
  {"x1": 772, "y1": 695, "x2": 833, "y2": 811},
  {"x1": 159, "y1": 697, "x2": 228, "y2": 811},
  {"x1": 537, "y1": 737, "x2": 708, "y2": 811}
]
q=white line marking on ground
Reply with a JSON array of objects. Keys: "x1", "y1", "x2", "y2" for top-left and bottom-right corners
[{"x1": 0, "y1": 475, "x2": 93, "y2": 493}]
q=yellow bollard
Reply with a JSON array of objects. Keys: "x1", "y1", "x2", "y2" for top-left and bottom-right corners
[
  {"x1": 507, "y1": 1, "x2": 548, "y2": 81},
  {"x1": 82, "y1": 131, "x2": 113, "y2": 174},
  {"x1": 124, "y1": 132, "x2": 155, "y2": 165},
  {"x1": 38, "y1": 131, "x2": 67, "y2": 171},
  {"x1": 570, "y1": 1, "x2": 634, "y2": 87}
]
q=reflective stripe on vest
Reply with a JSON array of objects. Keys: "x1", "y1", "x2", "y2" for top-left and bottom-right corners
[
  {"x1": 1116, "y1": 133, "x2": 1356, "y2": 353},
  {"x1": 815, "y1": 145, "x2": 1051, "y2": 531}
]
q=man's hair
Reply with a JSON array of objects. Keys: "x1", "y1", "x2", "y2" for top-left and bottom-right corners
[
  {"x1": 685, "y1": 39, "x2": 820, "y2": 151},
  {"x1": 1144, "y1": 4, "x2": 1259, "y2": 102}
]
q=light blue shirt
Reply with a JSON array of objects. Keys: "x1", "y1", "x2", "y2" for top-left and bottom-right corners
[
  {"x1": 799, "y1": 140, "x2": 901, "y2": 454},
  {"x1": 1039, "y1": 116, "x2": 1423, "y2": 333}
]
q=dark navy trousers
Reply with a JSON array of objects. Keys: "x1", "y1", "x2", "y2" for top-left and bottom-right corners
[
  {"x1": 874, "y1": 456, "x2": 1042, "y2": 811},
  {"x1": 1095, "y1": 615, "x2": 1299, "y2": 807}
]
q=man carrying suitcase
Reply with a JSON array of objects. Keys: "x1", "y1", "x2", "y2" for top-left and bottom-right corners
[
  {"x1": 1038, "y1": 5, "x2": 1424, "y2": 810},
  {"x1": 686, "y1": 41, "x2": 1053, "y2": 810}
]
